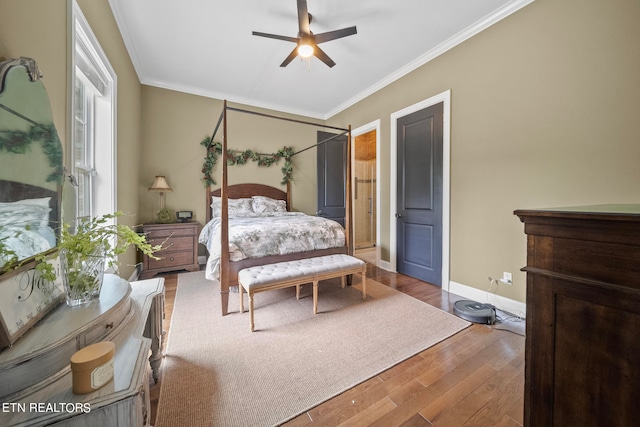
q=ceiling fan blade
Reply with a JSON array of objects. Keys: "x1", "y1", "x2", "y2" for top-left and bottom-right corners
[
  {"x1": 297, "y1": 0, "x2": 311, "y2": 35},
  {"x1": 313, "y1": 45, "x2": 336, "y2": 68},
  {"x1": 313, "y1": 26, "x2": 358, "y2": 44},
  {"x1": 280, "y1": 47, "x2": 299, "y2": 67},
  {"x1": 252, "y1": 31, "x2": 298, "y2": 44}
]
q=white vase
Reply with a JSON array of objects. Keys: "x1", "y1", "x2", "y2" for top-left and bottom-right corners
[{"x1": 60, "y1": 246, "x2": 106, "y2": 307}]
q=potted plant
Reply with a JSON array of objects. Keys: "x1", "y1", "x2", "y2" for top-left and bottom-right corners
[{"x1": 37, "y1": 212, "x2": 162, "y2": 306}]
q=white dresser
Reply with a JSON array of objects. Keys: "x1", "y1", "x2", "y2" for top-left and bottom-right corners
[{"x1": 0, "y1": 275, "x2": 164, "y2": 426}]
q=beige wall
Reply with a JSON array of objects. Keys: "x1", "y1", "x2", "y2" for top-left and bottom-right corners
[
  {"x1": 328, "y1": 0, "x2": 640, "y2": 302},
  {"x1": 139, "y1": 88, "x2": 322, "y2": 225},
  {"x1": 1, "y1": 0, "x2": 143, "y2": 279}
]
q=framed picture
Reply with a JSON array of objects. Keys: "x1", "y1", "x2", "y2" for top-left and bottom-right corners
[{"x1": 0, "y1": 257, "x2": 64, "y2": 349}]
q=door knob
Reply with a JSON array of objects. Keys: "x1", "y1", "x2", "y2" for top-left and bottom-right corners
[
  {"x1": 317, "y1": 210, "x2": 324, "y2": 216},
  {"x1": 395, "y1": 213, "x2": 403, "y2": 218}
]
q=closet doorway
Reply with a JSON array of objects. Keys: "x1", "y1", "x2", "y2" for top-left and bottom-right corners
[{"x1": 353, "y1": 127, "x2": 378, "y2": 266}]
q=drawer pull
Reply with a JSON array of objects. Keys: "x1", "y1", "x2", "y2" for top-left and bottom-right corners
[
  {"x1": 169, "y1": 242, "x2": 174, "y2": 246},
  {"x1": 106, "y1": 322, "x2": 114, "y2": 329},
  {"x1": 170, "y1": 257, "x2": 175, "y2": 261}
]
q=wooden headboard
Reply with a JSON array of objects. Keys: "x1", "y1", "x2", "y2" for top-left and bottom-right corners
[
  {"x1": 0, "y1": 180, "x2": 60, "y2": 229},
  {"x1": 206, "y1": 183, "x2": 289, "y2": 222}
]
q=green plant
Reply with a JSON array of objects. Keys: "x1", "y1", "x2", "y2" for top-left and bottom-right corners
[
  {"x1": 200, "y1": 136, "x2": 295, "y2": 186},
  {"x1": 35, "y1": 212, "x2": 162, "y2": 282},
  {"x1": 156, "y1": 208, "x2": 175, "y2": 224},
  {"x1": 0, "y1": 227, "x2": 19, "y2": 270},
  {"x1": 1, "y1": 225, "x2": 39, "y2": 271}
]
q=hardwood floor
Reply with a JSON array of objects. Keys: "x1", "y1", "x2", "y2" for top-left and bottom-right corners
[{"x1": 149, "y1": 265, "x2": 525, "y2": 426}]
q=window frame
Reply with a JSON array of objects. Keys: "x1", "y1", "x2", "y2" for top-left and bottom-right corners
[{"x1": 70, "y1": 1, "x2": 117, "y2": 223}]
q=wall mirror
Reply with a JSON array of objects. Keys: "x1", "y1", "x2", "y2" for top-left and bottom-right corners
[
  {"x1": 0, "y1": 58, "x2": 64, "y2": 274},
  {"x1": 0, "y1": 57, "x2": 64, "y2": 274},
  {"x1": 0, "y1": 57, "x2": 67, "y2": 348}
]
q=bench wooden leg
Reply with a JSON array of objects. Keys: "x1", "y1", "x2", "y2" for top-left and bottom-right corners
[
  {"x1": 249, "y1": 293, "x2": 255, "y2": 332},
  {"x1": 313, "y1": 280, "x2": 319, "y2": 314},
  {"x1": 296, "y1": 284, "x2": 300, "y2": 299},
  {"x1": 362, "y1": 269, "x2": 367, "y2": 300},
  {"x1": 239, "y1": 283, "x2": 244, "y2": 313},
  {"x1": 341, "y1": 275, "x2": 345, "y2": 289}
]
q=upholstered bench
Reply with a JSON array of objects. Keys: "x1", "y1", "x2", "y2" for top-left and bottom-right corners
[{"x1": 238, "y1": 254, "x2": 367, "y2": 331}]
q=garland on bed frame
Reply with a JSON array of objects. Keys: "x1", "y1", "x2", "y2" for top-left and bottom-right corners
[
  {"x1": 0, "y1": 124, "x2": 64, "y2": 183},
  {"x1": 200, "y1": 136, "x2": 294, "y2": 186}
]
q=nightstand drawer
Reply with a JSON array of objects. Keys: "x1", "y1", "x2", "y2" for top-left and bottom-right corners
[
  {"x1": 148, "y1": 250, "x2": 195, "y2": 270},
  {"x1": 145, "y1": 227, "x2": 195, "y2": 240},
  {"x1": 151, "y1": 235, "x2": 194, "y2": 253}
]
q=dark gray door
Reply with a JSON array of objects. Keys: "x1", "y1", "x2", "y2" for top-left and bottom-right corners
[
  {"x1": 396, "y1": 103, "x2": 443, "y2": 285},
  {"x1": 317, "y1": 131, "x2": 346, "y2": 226}
]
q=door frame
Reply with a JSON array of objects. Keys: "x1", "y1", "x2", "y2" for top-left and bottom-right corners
[
  {"x1": 390, "y1": 90, "x2": 451, "y2": 290},
  {"x1": 351, "y1": 119, "x2": 381, "y2": 262}
]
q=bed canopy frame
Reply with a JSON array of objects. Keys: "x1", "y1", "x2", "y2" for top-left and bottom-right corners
[{"x1": 206, "y1": 100, "x2": 353, "y2": 315}]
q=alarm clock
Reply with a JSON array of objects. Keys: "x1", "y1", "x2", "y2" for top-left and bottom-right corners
[{"x1": 176, "y1": 210, "x2": 193, "y2": 222}]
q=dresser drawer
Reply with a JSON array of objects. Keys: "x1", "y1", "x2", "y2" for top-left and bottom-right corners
[{"x1": 81, "y1": 297, "x2": 133, "y2": 345}]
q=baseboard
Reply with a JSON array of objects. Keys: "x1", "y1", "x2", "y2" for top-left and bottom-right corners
[
  {"x1": 378, "y1": 260, "x2": 393, "y2": 271},
  {"x1": 128, "y1": 263, "x2": 143, "y2": 282},
  {"x1": 366, "y1": 263, "x2": 525, "y2": 317},
  {"x1": 449, "y1": 281, "x2": 526, "y2": 319}
]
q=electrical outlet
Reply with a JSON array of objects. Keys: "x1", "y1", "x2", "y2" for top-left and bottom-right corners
[{"x1": 501, "y1": 272, "x2": 513, "y2": 285}]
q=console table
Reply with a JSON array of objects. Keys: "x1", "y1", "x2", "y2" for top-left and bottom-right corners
[
  {"x1": 515, "y1": 204, "x2": 640, "y2": 426},
  {"x1": 0, "y1": 275, "x2": 164, "y2": 426}
]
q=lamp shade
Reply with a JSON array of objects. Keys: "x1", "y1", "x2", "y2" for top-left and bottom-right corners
[{"x1": 148, "y1": 176, "x2": 173, "y2": 192}]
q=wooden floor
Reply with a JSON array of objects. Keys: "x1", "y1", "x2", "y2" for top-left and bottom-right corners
[{"x1": 149, "y1": 265, "x2": 525, "y2": 426}]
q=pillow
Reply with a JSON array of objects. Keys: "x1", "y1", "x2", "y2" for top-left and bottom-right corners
[
  {"x1": 251, "y1": 196, "x2": 287, "y2": 213},
  {"x1": 0, "y1": 199, "x2": 51, "y2": 228},
  {"x1": 11, "y1": 197, "x2": 51, "y2": 209},
  {"x1": 210, "y1": 196, "x2": 255, "y2": 218}
]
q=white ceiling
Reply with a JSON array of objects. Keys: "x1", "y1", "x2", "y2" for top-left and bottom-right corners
[{"x1": 108, "y1": 0, "x2": 531, "y2": 119}]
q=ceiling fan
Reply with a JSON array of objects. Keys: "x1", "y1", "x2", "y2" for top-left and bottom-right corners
[{"x1": 252, "y1": 0, "x2": 357, "y2": 68}]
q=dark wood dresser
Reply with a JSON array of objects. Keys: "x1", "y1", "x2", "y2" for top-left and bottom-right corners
[
  {"x1": 515, "y1": 205, "x2": 640, "y2": 426},
  {"x1": 140, "y1": 222, "x2": 200, "y2": 279}
]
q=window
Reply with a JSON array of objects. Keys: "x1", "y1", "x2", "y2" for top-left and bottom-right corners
[
  {"x1": 71, "y1": 2, "x2": 116, "y2": 222},
  {"x1": 73, "y1": 70, "x2": 96, "y2": 218}
]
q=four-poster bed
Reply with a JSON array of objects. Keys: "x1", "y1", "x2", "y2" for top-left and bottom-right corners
[{"x1": 199, "y1": 101, "x2": 353, "y2": 315}]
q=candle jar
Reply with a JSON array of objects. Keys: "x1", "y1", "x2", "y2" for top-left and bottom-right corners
[{"x1": 70, "y1": 341, "x2": 115, "y2": 395}]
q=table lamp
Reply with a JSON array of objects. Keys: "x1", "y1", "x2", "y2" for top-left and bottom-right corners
[{"x1": 148, "y1": 175, "x2": 174, "y2": 223}]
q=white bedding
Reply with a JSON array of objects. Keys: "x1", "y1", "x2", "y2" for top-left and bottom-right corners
[
  {"x1": 0, "y1": 197, "x2": 54, "y2": 268},
  {"x1": 198, "y1": 211, "x2": 345, "y2": 280},
  {"x1": 0, "y1": 225, "x2": 54, "y2": 267}
]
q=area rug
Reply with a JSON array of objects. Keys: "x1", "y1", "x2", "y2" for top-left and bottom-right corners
[{"x1": 155, "y1": 271, "x2": 470, "y2": 427}]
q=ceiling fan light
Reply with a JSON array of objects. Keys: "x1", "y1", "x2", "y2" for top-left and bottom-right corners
[{"x1": 297, "y1": 44, "x2": 314, "y2": 58}]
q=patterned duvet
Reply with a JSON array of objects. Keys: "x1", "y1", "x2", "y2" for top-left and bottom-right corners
[{"x1": 198, "y1": 212, "x2": 345, "y2": 280}]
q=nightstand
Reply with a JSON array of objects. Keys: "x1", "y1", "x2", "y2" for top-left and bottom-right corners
[{"x1": 140, "y1": 222, "x2": 200, "y2": 279}]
